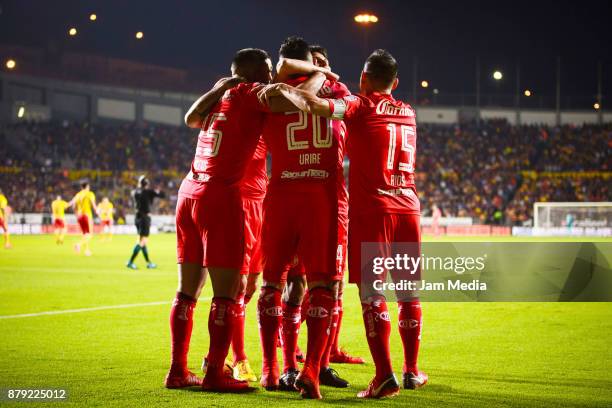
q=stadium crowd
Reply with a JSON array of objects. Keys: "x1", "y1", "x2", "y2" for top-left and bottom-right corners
[{"x1": 1, "y1": 120, "x2": 610, "y2": 225}]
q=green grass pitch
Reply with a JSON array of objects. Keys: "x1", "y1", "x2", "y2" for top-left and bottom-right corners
[{"x1": 1, "y1": 234, "x2": 611, "y2": 407}]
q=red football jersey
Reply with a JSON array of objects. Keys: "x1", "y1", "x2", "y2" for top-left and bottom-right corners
[
  {"x1": 179, "y1": 83, "x2": 268, "y2": 198},
  {"x1": 262, "y1": 79, "x2": 350, "y2": 190},
  {"x1": 329, "y1": 92, "x2": 420, "y2": 216},
  {"x1": 241, "y1": 137, "x2": 268, "y2": 200}
]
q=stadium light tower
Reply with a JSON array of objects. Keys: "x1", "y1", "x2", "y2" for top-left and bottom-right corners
[
  {"x1": 593, "y1": 102, "x2": 600, "y2": 110},
  {"x1": 493, "y1": 70, "x2": 503, "y2": 80},
  {"x1": 421, "y1": 80, "x2": 429, "y2": 88},
  {"x1": 89, "y1": 13, "x2": 97, "y2": 21},
  {"x1": 354, "y1": 13, "x2": 378, "y2": 56},
  {"x1": 68, "y1": 27, "x2": 77, "y2": 37},
  {"x1": 135, "y1": 31, "x2": 144, "y2": 40},
  {"x1": 5, "y1": 59, "x2": 16, "y2": 70},
  {"x1": 524, "y1": 89, "x2": 532, "y2": 97}
]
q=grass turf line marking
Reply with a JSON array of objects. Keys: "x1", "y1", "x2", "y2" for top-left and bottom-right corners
[{"x1": 0, "y1": 300, "x2": 194, "y2": 320}]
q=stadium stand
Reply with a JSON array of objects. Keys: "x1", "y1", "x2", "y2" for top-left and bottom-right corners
[{"x1": 1, "y1": 120, "x2": 609, "y2": 225}]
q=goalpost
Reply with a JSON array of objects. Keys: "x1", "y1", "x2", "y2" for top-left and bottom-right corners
[{"x1": 533, "y1": 202, "x2": 612, "y2": 236}]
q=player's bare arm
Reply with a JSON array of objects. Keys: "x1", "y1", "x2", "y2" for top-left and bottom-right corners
[
  {"x1": 259, "y1": 83, "x2": 332, "y2": 117},
  {"x1": 184, "y1": 76, "x2": 245, "y2": 128},
  {"x1": 264, "y1": 71, "x2": 327, "y2": 113},
  {"x1": 275, "y1": 58, "x2": 339, "y2": 83}
]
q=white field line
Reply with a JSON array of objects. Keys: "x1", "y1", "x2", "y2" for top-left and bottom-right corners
[{"x1": 1, "y1": 301, "x2": 170, "y2": 319}]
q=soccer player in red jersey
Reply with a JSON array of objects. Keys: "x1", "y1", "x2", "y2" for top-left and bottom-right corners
[
  {"x1": 274, "y1": 44, "x2": 360, "y2": 392},
  {"x1": 167, "y1": 48, "x2": 274, "y2": 392},
  {"x1": 255, "y1": 36, "x2": 348, "y2": 399},
  {"x1": 258, "y1": 49, "x2": 428, "y2": 399},
  {"x1": 232, "y1": 54, "x2": 339, "y2": 382}
]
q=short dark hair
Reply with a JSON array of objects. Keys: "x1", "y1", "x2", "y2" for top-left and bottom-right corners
[
  {"x1": 232, "y1": 48, "x2": 270, "y2": 71},
  {"x1": 279, "y1": 36, "x2": 310, "y2": 60},
  {"x1": 80, "y1": 181, "x2": 89, "y2": 189},
  {"x1": 364, "y1": 49, "x2": 398, "y2": 87},
  {"x1": 309, "y1": 44, "x2": 328, "y2": 59}
]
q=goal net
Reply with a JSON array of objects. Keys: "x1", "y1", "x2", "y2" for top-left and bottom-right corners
[{"x1": 533, "y1": 202, "x2": 612, "y2": 236}]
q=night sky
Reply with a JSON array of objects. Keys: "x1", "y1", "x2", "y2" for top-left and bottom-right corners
[{"x1": 1, "y1": 0, "x2": 611, "y2": 106}]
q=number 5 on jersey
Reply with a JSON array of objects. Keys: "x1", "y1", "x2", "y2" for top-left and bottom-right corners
[{"x1": 199, "y1": 113, "x2": 226, "y2": 157}]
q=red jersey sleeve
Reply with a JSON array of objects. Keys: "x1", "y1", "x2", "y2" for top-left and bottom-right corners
[
  {"x1": 329, "y1": 95, "x2": 364, "y2": 121},
  {"x1": 332, "y1": 81, "x2": 351, "y2": 98}
]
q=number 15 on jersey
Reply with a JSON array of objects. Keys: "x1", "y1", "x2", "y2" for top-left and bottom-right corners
[{"x1": 386, "y1": 124, "x2": 416, "y2": 173}]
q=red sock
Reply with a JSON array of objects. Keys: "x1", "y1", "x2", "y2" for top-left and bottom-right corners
[
  {"x1": 169, "y1": 292, "x2": 196, "y2": 375},
  {"x1": 320, "y1": 299, "x2": 339, "y2": 368},
  {"x1": 232, "y1": 294, "x2": 247, "y2": 363},
  {"x1": 304, "y1": 288, "x2": 334, "y2": 375},
  {"x1": 362, "y1": 297, "x2": 393, "y2": 379},
  {"x1": 257, "y1": 287, "x2": 282, "y2": 371},
  {"x1": 300, "y1": 290, "x2": 310, "y2": 324},
  {"x1": 331, "y1": 298, "x2": 343, "y2": 355},
  {"x1": 281, "y1": 301, "x2": 301, "y2": 372},
  {"x1": 206, "y1": 297, "x2": 237, "y2": 377},
  {"x1": 398, "y1": 300, "x2": 422, "y2": 374}
]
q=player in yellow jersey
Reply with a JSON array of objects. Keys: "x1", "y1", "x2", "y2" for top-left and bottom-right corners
[
  {"x1": 0, "y1": 189, "x2": 11, "y2": 249},
  {"x1": 51, "y1": 195, "x2": 69, "y2": 244},
  {"x1": 98, "y1": 197, "x2": 115, "y2": 241},
  {"x1": 68, "y1": 181, "x2": 98, "y2": 256}
]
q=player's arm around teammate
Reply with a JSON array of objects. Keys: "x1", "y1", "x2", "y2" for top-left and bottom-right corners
[{"x1": 184, "y1": 76, "x2": 246, "y2": 128}]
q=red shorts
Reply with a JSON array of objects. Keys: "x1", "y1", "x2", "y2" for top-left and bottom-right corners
[
  {"x1": 261, "y1": 185, "x2": 343, "y2": 284},
  {"x1": 175, "y1": 187, "x2": 245, "y2": 271},
  {"x1": 348, "y1": 213, "x2": 421, "y2": 284},
  {"x1": 0, "y1": 217, "x2": 6, "y2": 231},
  {"x1": 287, "y1": 259, "x2": 305, "y2": 278},
  {"x1": 101, "y1": 219, "x2": 112, "y2": 227},
  {"x1": 242, "y1": 197, "x2": 264, "y2": 274},
  {"x1": 77, "y1": 215, "x2": 91, "y2": 234},
  {"x1": 53, "y1": 218, "x2": 65, "y2": 229},
  {"x1": 285, "y1": 211, "x2": 347, "y2": 279}
]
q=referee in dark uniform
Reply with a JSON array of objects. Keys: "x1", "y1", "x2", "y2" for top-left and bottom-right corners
[{"x1": 126, "y1": 175, "x2": 165, "y2": 269}]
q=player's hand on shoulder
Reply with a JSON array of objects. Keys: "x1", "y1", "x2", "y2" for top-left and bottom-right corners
[
  {"x1": 257, "y1": 83, "x2": 287, "y2": 105},
  {"x1": 214, "y1": 76, "x2": 245, "y2": 91}
]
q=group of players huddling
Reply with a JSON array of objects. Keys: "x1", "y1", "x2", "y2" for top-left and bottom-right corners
[{"x1": 167, "y1": 36, "x2": 426, "y2": 399}]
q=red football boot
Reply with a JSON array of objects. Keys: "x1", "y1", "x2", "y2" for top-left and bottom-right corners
[
  {"x1": 357, "y1": 374, "x2": 400, "y2": 399},
  {"x1": 164, "y1": 370, "x2": 203, "y2": 389},
  {"x1": 294, "y1": 366, "x2": 322, "y2": 399},
  {"x1": 329, "y1": 348, "x2": 365, "y2": 364},
  {"x1": 202, "y1": 370, "x2": 251, "y2": 393}
]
